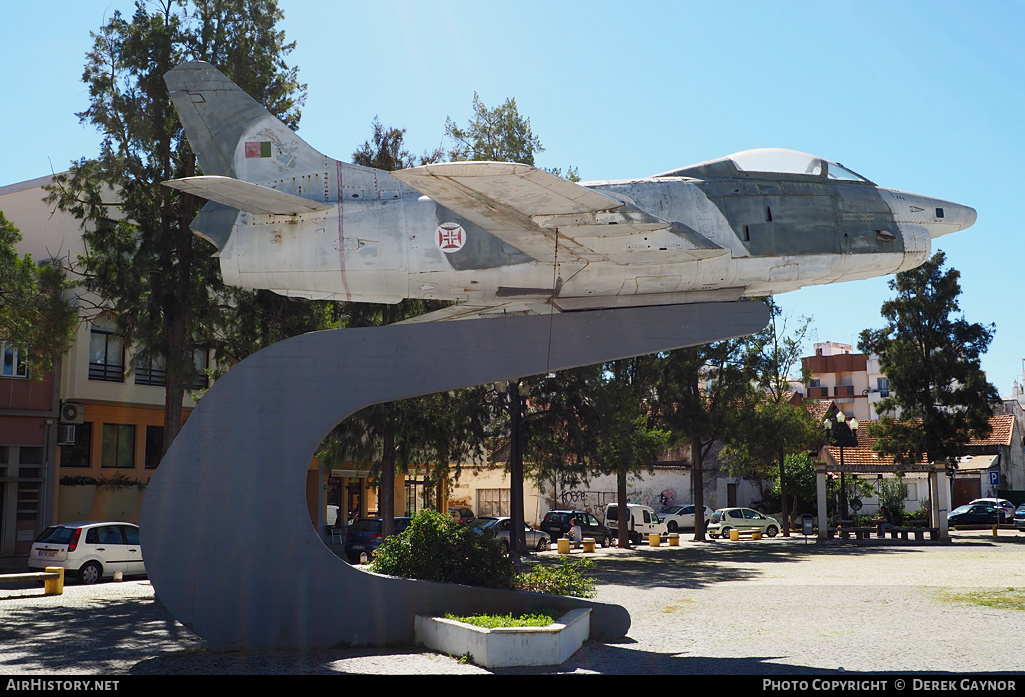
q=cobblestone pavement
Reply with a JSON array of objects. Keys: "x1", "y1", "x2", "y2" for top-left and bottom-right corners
[{"x1": 2, "y1": 531, "x2": 1024, "y2": 675}]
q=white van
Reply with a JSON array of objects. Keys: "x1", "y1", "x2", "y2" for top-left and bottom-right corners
[{"x1": 604, "y1": 503, "x2": 667, "y2": 543}]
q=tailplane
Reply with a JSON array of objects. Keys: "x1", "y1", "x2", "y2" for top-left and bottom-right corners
[{"x1": 165, "y1": 62, "x2": 331, "y2": 185}]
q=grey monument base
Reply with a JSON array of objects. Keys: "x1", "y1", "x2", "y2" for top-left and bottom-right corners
[{"x1": 140, "y1": 302, "x2": 769, "y2": 650}]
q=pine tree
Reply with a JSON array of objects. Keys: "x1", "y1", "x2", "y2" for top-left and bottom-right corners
[
  {"x1": 859, "y1": 251, "x2": 998, "y2": 471},
  {"x1": 46, "y1": 0, "x2": 312, "y2": 454}
]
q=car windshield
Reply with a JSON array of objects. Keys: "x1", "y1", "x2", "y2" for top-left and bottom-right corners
[
  {"x1": 470, "y1": 518, "x2": 499, "y2": 531},
  {"x1": 950, "y1": 506, "x2": 971, "y2": 515}
]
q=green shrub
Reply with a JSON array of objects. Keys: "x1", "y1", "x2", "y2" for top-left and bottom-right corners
[
  {"x1": 444, "y1": 608, "x2": 558, "y2": 628},
  {"x1": 370, "y1": 510, "x2": 514, "y2": 589},
  {"x1": 514, "y1": 557, "x2": 596, "y2": 598},
  {"x1": 876, "y1": 476, "x2": 909, "y2": 524}
]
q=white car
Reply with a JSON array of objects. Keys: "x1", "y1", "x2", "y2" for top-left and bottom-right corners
[
  {"x1": 28, "y1": 521, "x2": 146, "y2": 584},
  {"x1": 968, "y1": 498, "x2": 1015, "y2": 522},
  {"x1": 604, "y1": 503, "x2": 668, "y2": 543},
  {"x1": 659, "y1": 504, "x2": 715, "y2": 532}
]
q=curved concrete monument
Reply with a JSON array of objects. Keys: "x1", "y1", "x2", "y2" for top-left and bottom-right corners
[{"x1": 141, "y1": 302, "x2": 768, "y2": 650}]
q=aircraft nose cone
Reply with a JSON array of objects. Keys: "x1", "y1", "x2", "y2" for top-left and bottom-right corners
[{"x1": 960, "y1": 204, "x2": 978, "y2": 231}]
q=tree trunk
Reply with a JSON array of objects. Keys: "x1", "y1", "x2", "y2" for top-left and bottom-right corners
[
  {"x1": 692, "y1": 440, "x2": 706, "y2": 542},
  {"x1": 162, "y1": 154, "x2": 195, "y2": 456},
  {"x1": 617, "y1": 466, "x2": 630, "y2": 548},
  {"x1": 435, "y1": 471, "x2": 445, "y2": 513},
  {"x1": 508, "y1": 380, "x2": 525, "y2": 558},
  {"x1": 381, "y1": 407, "x2": 395, "y2": 539},
  {"x1": 779, "y1": 447, "x2": 790, "y2": 536}
]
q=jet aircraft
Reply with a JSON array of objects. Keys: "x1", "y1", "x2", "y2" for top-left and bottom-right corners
[{"x1": 164, "y1": 62, "x2": 976, "y2": 322}]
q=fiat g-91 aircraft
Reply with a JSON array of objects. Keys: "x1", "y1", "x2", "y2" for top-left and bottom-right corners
[{"x1": 163, "y1": 62, "x2": 976, "y2": 322}]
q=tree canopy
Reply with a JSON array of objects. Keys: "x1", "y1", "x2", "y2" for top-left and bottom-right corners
[
  {"x1": 858, "y1": 251, "x2": 998, "y2": 470},
  {"x1": 720, "y1": 299, "x2": 819, "y2": 534},
  {"x1": 46, "y1": 0, "x2": 318, "y2": 452},
  {"x1": 0, "y1": 212, "x2": 76, "y2": 375}
]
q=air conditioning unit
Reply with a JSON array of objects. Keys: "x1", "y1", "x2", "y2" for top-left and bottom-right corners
[
  {"x1": 57, "y1": 424, "x2": 76, "y2": 446},
  {"x1": 60, "y1": 401, "x2": 84, "y2": 424}
]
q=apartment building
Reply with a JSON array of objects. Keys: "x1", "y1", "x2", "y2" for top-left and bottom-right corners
[
  {"x1": 801, "y1": 340, "x2": 891, "y2": 422},
  {"x1": 0, "y1": 176, "x2": 202, "y2": 553}
]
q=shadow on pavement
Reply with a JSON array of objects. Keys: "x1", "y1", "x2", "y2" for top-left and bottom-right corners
[{"x1": 0, "y1": 584, "x2": 203, "y2": 674}]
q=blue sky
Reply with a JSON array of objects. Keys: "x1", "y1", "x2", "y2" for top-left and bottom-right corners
[{"x1": 2, "y1": 1, "x2": 1021, "y2": 391}]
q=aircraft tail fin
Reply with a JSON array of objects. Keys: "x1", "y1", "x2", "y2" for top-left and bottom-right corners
[{"x1": 165, "y1": 62, "x2": 331, "y2": 184}]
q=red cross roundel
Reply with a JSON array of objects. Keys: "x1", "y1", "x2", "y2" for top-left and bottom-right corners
[{"x1": 435, "y1": 222, "x2": 465, "y2": 252}]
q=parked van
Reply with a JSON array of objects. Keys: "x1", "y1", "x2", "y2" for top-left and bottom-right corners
[{"x1": 604, "y1": 503, "x2": 667, "y2": 543}]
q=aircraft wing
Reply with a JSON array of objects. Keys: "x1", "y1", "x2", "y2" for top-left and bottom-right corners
[
  {"x1": 393, "y1": 162, "x2": 727, "y2": 264},
  {"x1": 163, "y1": 176, "x2": 334, "y2": 215}
]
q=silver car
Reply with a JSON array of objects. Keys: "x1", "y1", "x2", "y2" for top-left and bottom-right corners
[
  {"x1": 470, "y1": 516, "x2": 550, "y2": 553},
  {"x1": 707, "y1": 508, "x2": 781, "y2": 538}
]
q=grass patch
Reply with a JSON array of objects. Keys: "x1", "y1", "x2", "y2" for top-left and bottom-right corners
[
  {"x1": 444, "y1": 607, "x2": 561, "y2": 629},
  {"x1": 660, "y1": 600, "x2": 695, "y2": 614},
  {"x1": 939, "y1": 588, "x2": 1025, "y2": 612}
]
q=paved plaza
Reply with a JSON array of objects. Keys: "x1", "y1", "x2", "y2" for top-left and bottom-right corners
[{"x1": 1, "y1": 532, "x2": 1023, "y2": 675}]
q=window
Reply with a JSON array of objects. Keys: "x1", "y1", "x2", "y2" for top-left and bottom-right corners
[
  {"x1": 134, "y1": 354, "x2": 166, "y2": 387},
  {"x1": 60, "y1": 422, "x2": 92, "y2": 468},
  {"x1": 477, "y1": 488, "x2": 510, "y2": 517},
  {"x1": 0, "y1": 342, "x2": 28, "y2": 378},
  {"x1": 134, "y1": 349, "x2": 209, "y2": 389},
  {"x1": 89, "y1": 327, "x2": 124, "y2": 382},
  {"x1": 877, "y1": 377, "x2": 890, "y2": 397},
  {"x1": 101, "y1": 424, "x2": 135, "y2": 469},
  {"x1": 193, "y1": 348, "x2": 210, "y2": 389},
  {"x1": 145, "y1": 426, "x2": 164, "y2": 469}
]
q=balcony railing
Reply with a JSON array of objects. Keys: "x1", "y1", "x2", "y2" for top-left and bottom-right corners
[
  {"x1": 88, "y1": 363, "x2": 124, "y2": 383},
  {"x1": 135, "y1": 366, "x2": 209, "y2": 390}
]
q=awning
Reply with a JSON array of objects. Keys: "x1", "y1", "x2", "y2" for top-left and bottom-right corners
[{"x1": 955, "y1": 454, "x2": 999, "y2": 472}]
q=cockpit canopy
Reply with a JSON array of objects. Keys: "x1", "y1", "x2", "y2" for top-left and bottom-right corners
[{"x1": 657, "y1": 148, "x2": 873, "y2": 184}]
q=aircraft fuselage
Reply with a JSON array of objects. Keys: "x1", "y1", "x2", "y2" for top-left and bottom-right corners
[
  {"x1": 164, "y1": 63, "x2": 975, "y2": 319},
  {"x1": 212, "y1": 163, "x2": 971, "y2": 312}
]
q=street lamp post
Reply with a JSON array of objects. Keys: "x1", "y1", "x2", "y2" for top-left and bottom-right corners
[{"x1": 824, "y1": 411, "x2": 859, "y2": 521}]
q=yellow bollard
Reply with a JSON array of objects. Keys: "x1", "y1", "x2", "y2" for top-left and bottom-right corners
[
  {"x1": 44, "y1": 567, "x2": 64, "y2": 596},
  {"x1": 557, "y1": 538, "x2": 571, "y2": 554},
  {"x1": 992, "y1": 525, "x2": 999, "y2": 537},
  {"x1": 582, "y1": 538, "x2": 595, "y2": 553},
  {"x1": 729, "y1": 529, "x2": 740, "y2": 542},
  {"x1": 649, "y1": 533, "x2": 661, "y2": 547},
  {"x1": 668, "y1": 533, "x2": 679, "y2": 547},
  {"x1": 752, "y1": 531, "x2": 761, "y2": 540}
]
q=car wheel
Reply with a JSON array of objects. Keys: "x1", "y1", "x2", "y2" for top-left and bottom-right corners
[
  {"x1": 536, "y1": 538, "x2": 549, "y2": 552},
  {"x1": 602, "y1": 535, "x2": 612, "y2": 548},
  {"x1": 78, "y1": 561, "x2": 102, "y2": 585},
  {"x1": 667, "y1": 520, "x2": 678, "y2": 533},
  {"x1": 766, "y1": 525, "x2": 779, "y2": 538},
  {"x1": 720, "y1": 527, "x2": 731, "y2": 540}
]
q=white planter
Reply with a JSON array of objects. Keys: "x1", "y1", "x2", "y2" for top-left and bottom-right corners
[{"x1": 415, "y1": 608, "x2": 590, "y2": 668}]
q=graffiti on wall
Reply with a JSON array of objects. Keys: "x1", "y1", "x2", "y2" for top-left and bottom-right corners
[
  {"x1": 554, "y1": 490, "x2": 617, "y2": 522},
  {"x1": 551, "y1": 487, "x2": 680, "y2": 521}
]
